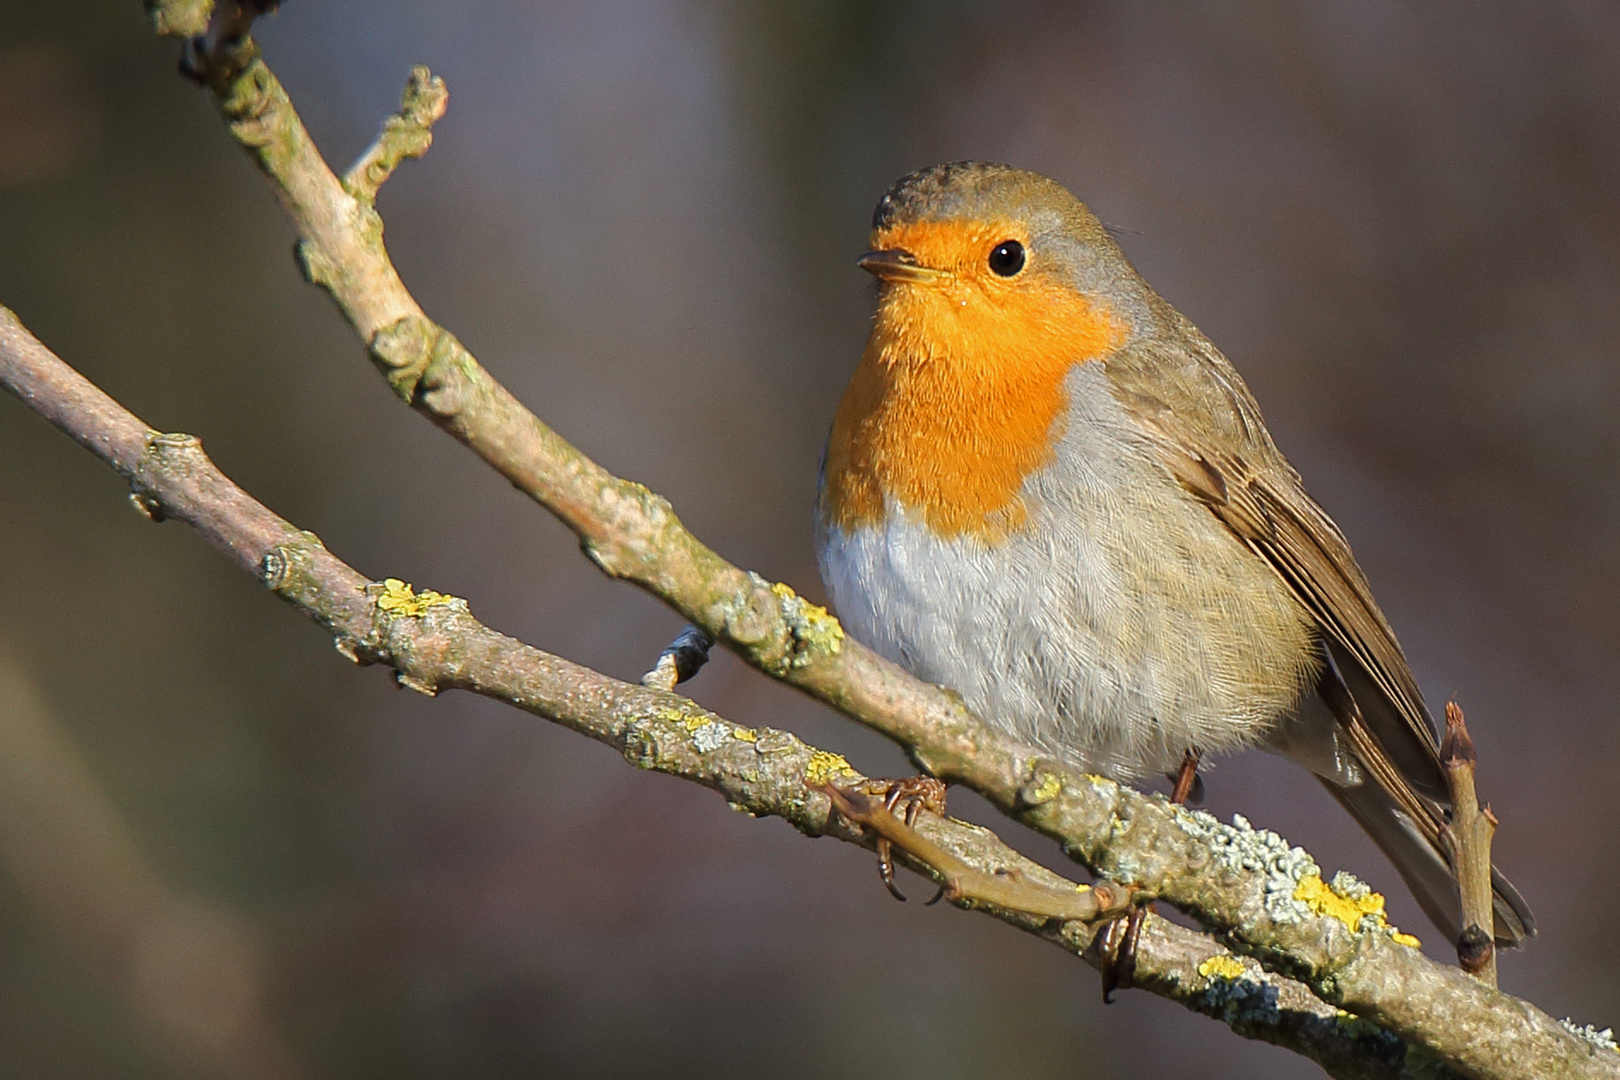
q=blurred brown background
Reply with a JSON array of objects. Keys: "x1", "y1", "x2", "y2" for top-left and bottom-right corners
[{"x1": 1, "y1": 2, "x2": 1617, "y2": 1077}]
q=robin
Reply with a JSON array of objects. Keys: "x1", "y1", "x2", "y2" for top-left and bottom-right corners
[{"x1": 815, "y1": 161, "x2": 1534, "y2": 951}]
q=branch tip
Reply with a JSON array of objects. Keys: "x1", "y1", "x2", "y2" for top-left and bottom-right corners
[
  {"x1": 1441, "y1": 699, "x2": 1477, "y2": 767},
  {"x1": 344, "y1": 66, "x2": 449, "y2": 202},
  {"x1": 1438, "y1": 699, "x2": 1497, "y2": 986}
]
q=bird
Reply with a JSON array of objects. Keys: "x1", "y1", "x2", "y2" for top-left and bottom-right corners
[{"x1": 814, "y1": 161, "x2": 1534, "y2": 950}]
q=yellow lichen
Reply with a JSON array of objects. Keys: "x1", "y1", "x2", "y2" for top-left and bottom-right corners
[
  {"x1": 1390, "y1": 930, "x2": 1421, "y2": 948},
  {"x1": 770, "y1": 581, "x2": 844, "y2": 664},
  {"x1": 375, "y1": 578, "x2": 461, "y2": 617},
  {"x1": 1294, "y1": 873, "x2": 1393, "y2": 936},
  {"x1": 1026, "y1": 772, "x2": 1063, "y2": 804},
  {"x1": 1334, "y1": 1009, "x2": 1386, "y2": 1039},
  {"x1": 732, "y1": 727, "x2": 759, "y2": 743},
  {"x1": 804, "y1": 749, "x2": 858, "y2": 786},
  {"x1": 1198, "y1": 955, "x2": 1248, "y2": 981},
  {"x1": 684, "y1": 714, "x2": 711, "y2": 732}
]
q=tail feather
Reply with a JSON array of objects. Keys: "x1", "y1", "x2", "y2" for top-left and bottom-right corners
[{"x1": 1273, "y1": 654, "x2": 1536, "y2": 948}]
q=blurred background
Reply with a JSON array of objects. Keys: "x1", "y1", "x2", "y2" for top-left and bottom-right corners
[{"x1": 1, "y1": 2, "x2": 1617, "y2": 1077}]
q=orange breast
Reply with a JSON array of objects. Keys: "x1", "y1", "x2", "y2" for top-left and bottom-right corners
[{"x1": 823, "y1": 220, "x2": 1125, "y2": 540}]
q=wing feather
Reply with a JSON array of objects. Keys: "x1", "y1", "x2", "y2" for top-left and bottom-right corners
[
  {"x1": 1101, "y1": 325, "x2": 1533, "y2": 942},
  {"x1": 1113, "y1": 348, "x2": 1444, "y2": 795}
]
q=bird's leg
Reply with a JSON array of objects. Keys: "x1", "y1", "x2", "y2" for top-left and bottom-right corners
[
  {"x1": 1101, "y1": 748, "x2": 1202, "y2": 1002},
  {"x1": 850, "y1": 776, "x2": 948, "y2": 902},
  {"x1": 1170, "y1": 748, "x2": 1202, "y2": 805}
]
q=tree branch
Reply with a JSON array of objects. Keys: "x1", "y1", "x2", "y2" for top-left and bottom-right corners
[{"x1": 1, "y1": 306, "x2": 1430, "y2": 1078}]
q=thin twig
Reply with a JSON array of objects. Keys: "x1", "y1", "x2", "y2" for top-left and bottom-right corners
[
  {"x1": 343, "y1": 66, "x2": 447, "y2": 203},
  {"x1": 1442, "y1": 701, "x2": 1498, "y2": 986}
]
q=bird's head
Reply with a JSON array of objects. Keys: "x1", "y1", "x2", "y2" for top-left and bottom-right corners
[{"x1": 857, "y1": 162, "x2": 1151, "y2": 368}]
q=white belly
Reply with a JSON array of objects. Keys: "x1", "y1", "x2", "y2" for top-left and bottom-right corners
[{"x1": 815, "y1": 363, "x2": 1317, "y2": 781}]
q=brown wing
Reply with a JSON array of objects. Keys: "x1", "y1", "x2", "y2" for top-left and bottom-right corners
[
  {"x1": 1105, "y1": 334, "x2": 1535, "y2": 943},
  {"x1": 1105, "y1": 339, "x2": 1443, "y2": 792}
]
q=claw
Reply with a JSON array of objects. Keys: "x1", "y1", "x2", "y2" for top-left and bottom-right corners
[
  {"x1": 876, "y1": 837, "x2": 907, "y2": 900},
  {"x1": 841, "y1": 776, "x2": 948, "y2": 901},
  {"x1": 1098, "y1": 903, "x2": 1150, "y2": 1004}
]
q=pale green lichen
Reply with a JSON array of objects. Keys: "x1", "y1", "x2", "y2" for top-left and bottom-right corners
[
  {"x1": 1174, "y1": 810, "x2": 1421, "y2": 945},
  {"x1": 1560, "y1": 1019, "x2": 1620, "y2": 1053},
  {"x1": 374, "y1": 578, "x2": 465, "y2": 618},
  {"x1": 1174, "y1": 809, "x2": 1320, "y2": 924},
  {"x1": 690, "y1": 721, "x2": 729, "y2": 753}
]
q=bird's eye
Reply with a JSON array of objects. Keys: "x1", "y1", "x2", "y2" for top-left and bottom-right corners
[{"x1": 988, "y1": 240, "x2": 1025, "y2": 277}]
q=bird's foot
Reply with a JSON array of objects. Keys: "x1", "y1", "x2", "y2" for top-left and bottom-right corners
[{"x1": 840, "y1": 776, "x2": 948, "y2": 901}]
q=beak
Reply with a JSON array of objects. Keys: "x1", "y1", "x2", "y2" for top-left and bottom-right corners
[{"x1": 858, "y1": 248, "x2": 946, "y2": 284}]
